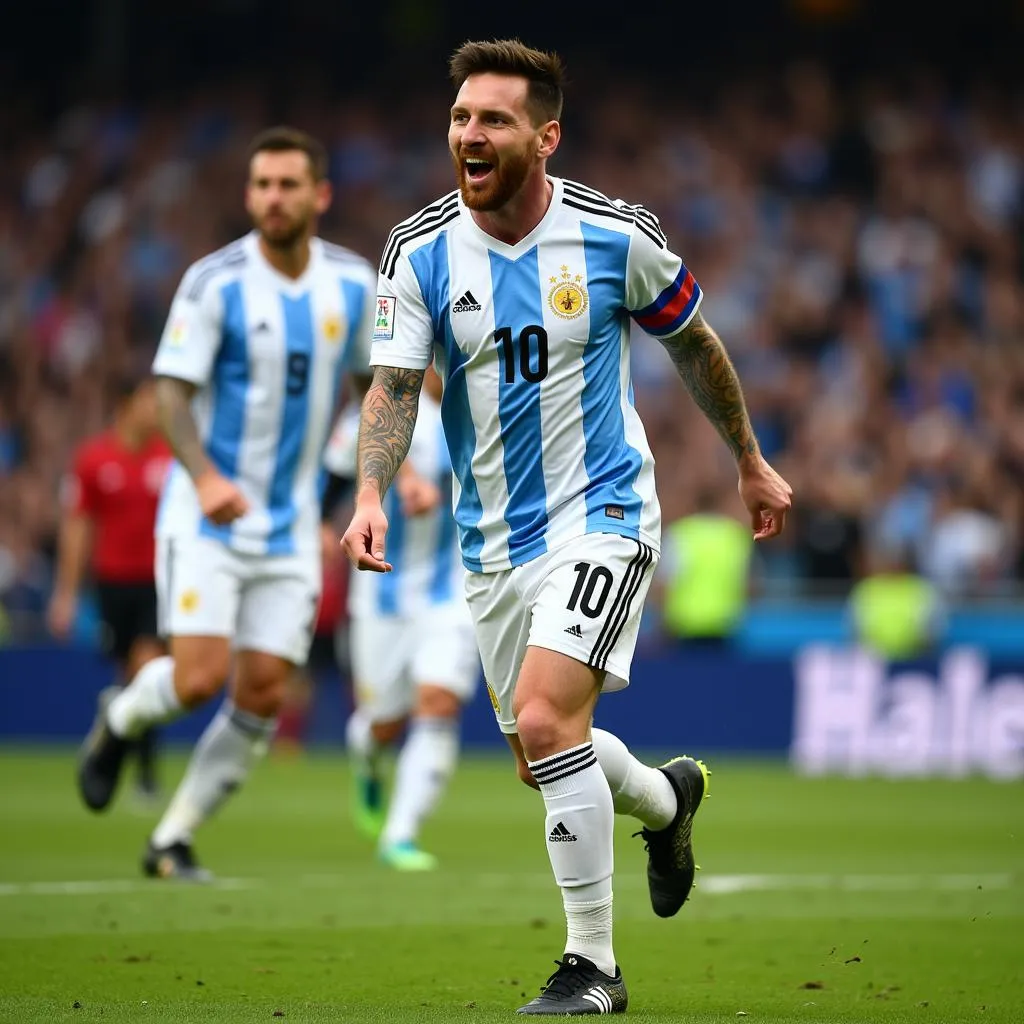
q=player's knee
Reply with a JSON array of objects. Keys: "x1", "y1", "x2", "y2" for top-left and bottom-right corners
[
  {"x1": 513, "y1": 700, "x2": 565, "y2": 760},
  {"x1": 174, "y1": 662, "x2": 229, "y2": 708},
  {"x1": 370, "y1": 718, "x2": 405, "y2": 745},
  {"x1": 415, "y1": 685, "x2": 461, "y2": 720},
  {"x1": 234, "y1": 676, "x2": 289, "y2": 719}
]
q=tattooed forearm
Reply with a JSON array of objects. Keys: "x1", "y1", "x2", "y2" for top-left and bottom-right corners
[
  {"x1": 357, "y1": 365, "x2": 424, "y2": 498},
  {"x1": 659, "y1": 312, "x2": 758, "y2": 460},
  {"x1": 154, "y1": 375, "x2": 210, "y2": 480}
]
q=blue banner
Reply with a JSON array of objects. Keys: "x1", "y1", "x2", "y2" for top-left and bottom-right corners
[{"x1": 1, "y1": 642, "x2": 1021, "y2": 779}]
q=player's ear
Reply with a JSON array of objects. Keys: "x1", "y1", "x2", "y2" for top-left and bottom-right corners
[
  {"x1": 315, "y1": 179, "x2": 333, "y2": 216},
  {"x1": 538, "y1": 120, "x2": 560, "y2": 160}
]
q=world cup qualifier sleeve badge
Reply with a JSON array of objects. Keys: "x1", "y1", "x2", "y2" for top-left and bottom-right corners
[{"x1": 373, "y1": 296, "x2": 396, "y2": 341}]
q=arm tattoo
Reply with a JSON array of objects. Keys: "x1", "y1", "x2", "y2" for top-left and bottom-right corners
[
  {"x1": 154, "y1": 375, "x2": 209, "y2": 479},
  {"x1": 659, "y1": 312, "x2": 758, "y2": 460},
  {"x1": 357, "y1": 366, "x2": 424, "y2": 498}
]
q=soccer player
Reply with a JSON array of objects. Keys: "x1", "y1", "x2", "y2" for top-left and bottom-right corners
[
  {"x1": 342, "y1": 40, "x2": 793, "y2": 1015},
  {"x1": 76, "y1": 126, "x2": 377, "y2": 881},
  {"x1": 49, "y1": 375, "x2": 171, "y2": 801},
  {"x1": 324, "y1": 365, "x2": 479, "y2": 871}
]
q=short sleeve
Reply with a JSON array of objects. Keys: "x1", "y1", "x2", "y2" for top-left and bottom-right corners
[
  {"x1": 151, "y1": 265, "x2": 225, "y2": 385},
  {"x1": 623, "y1": 206, "x2": 703, "y2": 338},
  {"x1": 369, "y1": 253, "x2": 435, "y2": 371}
]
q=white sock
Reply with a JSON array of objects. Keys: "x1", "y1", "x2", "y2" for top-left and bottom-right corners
[
  {"x1": 592, "y1": 727, "x2": 676, "y2": 830},
  {"x1": 380, "y1": 716, "x2": 459, "y2": 848},
  {"x1": 345, "y1": 709, "x2": 380, "y2": 774},
  {"x1": 528, "y1": 742, "x2": 616, "y2": 976},
  {"x1": 107, "y1": 656, "x2": 183, "y2": 739},
  {"x1": 150, "y1": 700, "x2": 275, "y2": 848}
]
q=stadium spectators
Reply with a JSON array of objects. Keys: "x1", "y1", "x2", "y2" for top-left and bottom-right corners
[{"x1": 2, "y1": 60, "x2": 1023, "y2": 637}]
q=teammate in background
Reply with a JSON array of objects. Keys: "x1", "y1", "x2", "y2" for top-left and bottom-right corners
[
  {"x1": 49, "y1": 375, "x2": 171, "y2": 802},
  {"x1": 342, "y1": 40, "x2": 792, "y2": 1015},
  {"x1": 323, "y1": 365, "x2": 479, "y2": 871},
  {"x1": 76, "y1": 126, "x2": 377, "y2": 881}
]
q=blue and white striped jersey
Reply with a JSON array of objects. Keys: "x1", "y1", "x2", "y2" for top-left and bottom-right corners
[
  {"x1": 153, "y1": 231, "x2": 376, "y2": 556},
  {"x1": 323, "y1": 392, "x2": 464, "y2": 616},
  {"x1": 371, "y1": 177, "x2": 702, "y2": 573}
]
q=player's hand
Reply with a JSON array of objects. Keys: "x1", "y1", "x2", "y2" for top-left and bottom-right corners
[
  {"x1": 46, "y1": 589, "x2": 76, "y2": 639},
  {"x1": 341, "y1": 492, "x2": 392, "y2": 573},
  {"x1": 738, "y1": 454, "x2": 793, "y2": 540},
  {"x1": 196, "y1": 469, "x2": 250, "y2": 526},
  {"x1": 397, "y1": 472, "x2": 441, "y2": 517}
]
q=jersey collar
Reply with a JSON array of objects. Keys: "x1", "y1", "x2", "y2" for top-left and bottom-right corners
[
  {"x1": 459, "y1": 177, "x2": 564, "y2": 258},
  {"x1": 246, "y1": 230, "x2": 322, "y2": 290}
]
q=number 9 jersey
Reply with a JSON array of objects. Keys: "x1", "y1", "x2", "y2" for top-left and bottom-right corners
[
  {"x1": 371, "y1": 177, "x2": 702, "y2": 574},
  {"x1": 152, "y1": 232, "x2": 377, "y2": 557}
]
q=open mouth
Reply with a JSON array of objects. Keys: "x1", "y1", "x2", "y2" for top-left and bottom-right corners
[{"x1": 464, "y1": 158, "x2": 494, "y2": 182}]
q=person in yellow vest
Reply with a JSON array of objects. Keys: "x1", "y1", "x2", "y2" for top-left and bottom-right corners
[
  {"x1": 657, "y1": 489, "x2": 754, "y2": 646},
  {"x1": 847, "y1": 544, "x2": 946, "y2": 661}
]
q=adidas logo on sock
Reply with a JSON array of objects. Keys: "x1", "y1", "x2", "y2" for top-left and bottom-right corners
[
  {"x1": 451, "y1": 290, "x2": 482, "y2": 313},
  {"x1": 563, "y1": 623, "x2": 584, "y2": 638},
  {"x1": 548, "y1": 821, "x2": 578, "y2": 842}
]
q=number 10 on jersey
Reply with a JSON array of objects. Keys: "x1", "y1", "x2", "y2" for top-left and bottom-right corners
[{"x1": 495, "y1": 325, "x2": 549, "y2": 384}]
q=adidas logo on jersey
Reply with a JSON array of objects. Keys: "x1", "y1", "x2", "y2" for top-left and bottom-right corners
[
  {"x1": 564, "y1": 623, "x2": 584, "y2": 638},
  {"x1": 548, "y1": 821, "x2": 578, "y2": 842},
  {"x1": 451, "y1": 290, "x2": 481, "y2": 313}
]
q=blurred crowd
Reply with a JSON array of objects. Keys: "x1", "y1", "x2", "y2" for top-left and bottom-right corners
[{"x1": 2, "y1": 59, "x2": 1023, "y2": 637}]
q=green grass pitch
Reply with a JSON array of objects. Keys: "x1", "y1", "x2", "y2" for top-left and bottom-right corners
[{"x1": 0, "y1": 747, "x2": 1021, "y2": 1022}]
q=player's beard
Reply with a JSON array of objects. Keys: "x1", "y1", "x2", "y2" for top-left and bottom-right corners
[
  {"x1": 257, "y1": 210, "x2": 309, "y2": 249},
  {"x1": 454, "y1": 147, "x2": 532, "y2": 212}
]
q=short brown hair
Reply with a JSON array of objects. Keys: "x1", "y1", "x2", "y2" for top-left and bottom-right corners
[
  {"x1": 449, "y1": 39, "x2": 564, "y2": 125},
  {"x1": 246, "y1": 126, "x2": 329, "y2": 181}
]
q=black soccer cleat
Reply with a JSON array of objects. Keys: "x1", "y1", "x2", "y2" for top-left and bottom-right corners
[
  {"x1": 517, "y1": 955, "x2": 627, "y2": 1015},
  {"x1": 635, "y1": 755, "x2": 710, "y2": 918},
  {"x1": 142, "y1": 841, "x2": 214, "y2": 883},
  {"x1": 76, "y1": 687, "x2": 132, "y2": 812}
]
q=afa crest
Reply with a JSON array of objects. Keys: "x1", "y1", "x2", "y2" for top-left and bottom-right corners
[
  {"x1": 322, "y1": 315, "x2": 342, "y2": 343},
  {"x1": 548, "y1": 265, "x2": 588, "y2": 320}
]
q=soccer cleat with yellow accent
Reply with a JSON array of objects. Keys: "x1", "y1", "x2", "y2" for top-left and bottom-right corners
[
  {"x1": 378, "y1": 841, "x2": 438, "y2": 872},
  {"x1": 142, "y1": 841, "x2": 213, "y2": 883},
  {"x1": 634, "y1": 755, "x2": 709, "y2": 918}
]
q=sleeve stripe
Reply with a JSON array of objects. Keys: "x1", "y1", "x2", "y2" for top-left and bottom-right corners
[{"x1": 632, "y1": 266, "x2": 701, "y2": 335}]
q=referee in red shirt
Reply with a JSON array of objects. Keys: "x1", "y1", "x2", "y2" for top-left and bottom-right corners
[{"x1": 48, "y1": 376, "x2": 171, "y2": 799}]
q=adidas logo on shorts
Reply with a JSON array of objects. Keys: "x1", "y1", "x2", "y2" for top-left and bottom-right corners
[{"x1": 564, "y1": 623, "x2": 584, "y2": 638}]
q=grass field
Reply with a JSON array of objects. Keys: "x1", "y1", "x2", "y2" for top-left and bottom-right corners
[{"x1": 0, "y1": 747, "x2": 1020, "y2": 1023}]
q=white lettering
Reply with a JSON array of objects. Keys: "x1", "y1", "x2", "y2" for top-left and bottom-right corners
[{"x1": 790, "y1": 646, "x2": 1024, "y2": 780}]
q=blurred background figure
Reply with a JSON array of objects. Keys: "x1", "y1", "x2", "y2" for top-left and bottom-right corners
[
  {"x1": 847, "y1": 543, "x2": 946, "y2": 661},
  {"x1": 46, "y1": 374, "x2": 170, "y2": 801},
  {"x1": 323, "y1": 366, "x2": 480, "y2": 872},
  {"x1": 654, "y1": 488, "x2": 754, "y2": 648}
]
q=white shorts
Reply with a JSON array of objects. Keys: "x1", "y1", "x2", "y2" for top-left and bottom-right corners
[
  {"x1": 465, "y1": 533, "x2": 658, "y2": 734},
  {"x1": 348, "y1": 603, "x2": 480, "y2": 722},
  {"x1": 155, "y1": 535, "x2": 321, "y2": 665}
]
